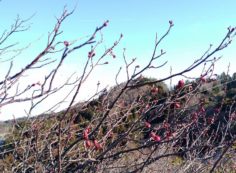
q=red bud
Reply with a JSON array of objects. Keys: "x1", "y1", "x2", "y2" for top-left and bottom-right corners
[
  {"x1": 150, "y1": 132, "x2": 161, "y2": 142},
  {"x1": 163, "y1": 122, "x2": 170, "y2": 129},
  {"x1": 103, "y1": 20, "x2": 109, "y2": 27},
  {"x1": 83, "y1": 128, "x2": 89, "y2": 140},
  {"x1": 200, "y1": 76, "x2": 206, "y2": 82},
  {"x1": 94, "y1": 140, "x2": 102, "y2": 150},
  {"x1": 64, "y1": 41, "x2": 69, "y2": 47},
  {"x1": 145, "y1": 121, "x2": 151, "y2": 128},
  {"x1": 175, "y1": 102, "x2": 181, "y2": 109},
  {"x1": 88, "y1": 51, "x2": 95, "y2": 58},
  {"x1": 177, "y1": 80, "x2": 185, "y2": 89},
  {"x1": 85, "y1": 140, "x2": 92, "y2": 148}
]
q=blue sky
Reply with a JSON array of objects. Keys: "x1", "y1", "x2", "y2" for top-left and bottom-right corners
[
  {"x1": 0, "y1": 0, "x2": 236, "y2": 120},
  {"x1": 1, "y1": 0, "x2": 235, "y2": 73}
]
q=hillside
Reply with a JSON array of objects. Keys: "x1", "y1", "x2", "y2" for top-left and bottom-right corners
[{"x1": 0, "y1": 74, "x2": 235, "y2": 172}]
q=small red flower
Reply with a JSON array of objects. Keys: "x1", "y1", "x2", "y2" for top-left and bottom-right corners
[{"x1": 64, "y1": 41, "x2": 69, "y2": 47}]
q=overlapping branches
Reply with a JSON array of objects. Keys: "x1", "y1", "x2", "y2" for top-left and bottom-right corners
[{"x1": 0, "y1": 7, "x2": 236, "y2": 173}]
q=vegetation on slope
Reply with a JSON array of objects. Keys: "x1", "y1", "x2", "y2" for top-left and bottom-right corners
[{"x1": 0, "y1": 74, "x2": 236, "y2": 172}]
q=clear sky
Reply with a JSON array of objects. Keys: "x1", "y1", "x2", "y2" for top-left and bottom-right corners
[{"x1": 0, "y1": 0, "x2": 236, "y2": 120}]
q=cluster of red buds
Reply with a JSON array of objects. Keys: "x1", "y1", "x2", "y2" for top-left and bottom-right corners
[{"x1": 83, "y1": 127, "x2": 103, "y2": 150}]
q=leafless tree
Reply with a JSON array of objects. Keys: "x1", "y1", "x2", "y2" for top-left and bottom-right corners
[{"x1": 0, "y1": 7, "x2": 236, "y2": 173}]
